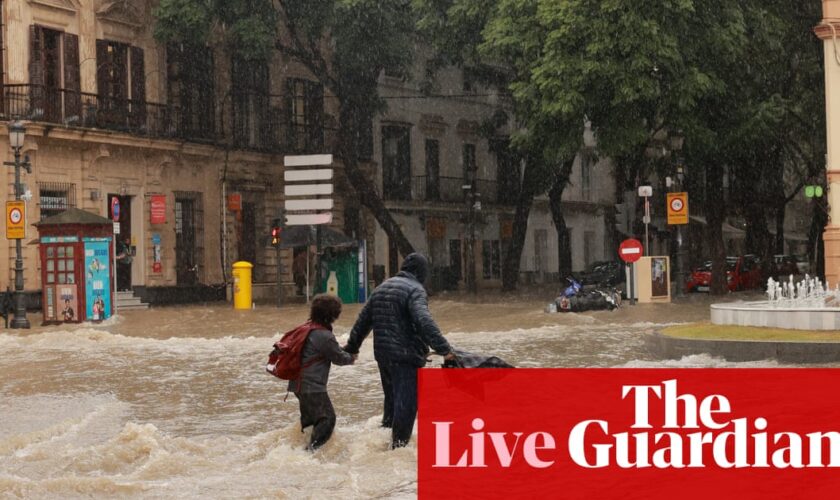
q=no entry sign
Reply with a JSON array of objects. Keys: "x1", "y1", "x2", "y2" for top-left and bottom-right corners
[{"x1": 618, "y1": 238, "x2": 643, "y2": 263}]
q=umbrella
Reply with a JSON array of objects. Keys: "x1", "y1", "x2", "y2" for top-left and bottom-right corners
[{"x1": 279, "y1": 225, "x2": 357, "y2": 249}]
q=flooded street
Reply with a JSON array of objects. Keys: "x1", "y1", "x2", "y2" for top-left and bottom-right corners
[{"x1": 0, "y1": 294, "x2": 801, "y2": 498}]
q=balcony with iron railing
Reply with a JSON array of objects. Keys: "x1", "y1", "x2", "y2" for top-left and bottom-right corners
[{"x1": 0, "y1": 84, "x2": 337, "y2": 155}]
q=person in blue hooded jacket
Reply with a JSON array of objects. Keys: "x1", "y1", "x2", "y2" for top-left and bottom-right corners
[{"x1": 344, "y1": 252, "x2": 455, "y2": 448}]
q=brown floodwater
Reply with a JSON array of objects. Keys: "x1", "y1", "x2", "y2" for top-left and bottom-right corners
[{"x1": 0, "y1": 292, "x2": 812, "y2": 498}]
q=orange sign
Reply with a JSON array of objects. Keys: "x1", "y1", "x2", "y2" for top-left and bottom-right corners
[
  {"x1": 6, "y1": 201, "x2": 25, "y2": 239},
  {"x1": 500, "y1": 219, "x2": 514, "y2": 239},
  {"x1": 227, "y1": 193, "x2": 242, "y2": 212},
  {"x1": 427, "y1": 218, "x2": 446, "y2": 240},
  {"x1": 667, "y1": 192, "x2": 689, "y2": 225}
]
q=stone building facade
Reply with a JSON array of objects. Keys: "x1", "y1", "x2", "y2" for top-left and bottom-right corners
[
  {"x1": 0, "y1": 0, "x2": 351, "y2": 304},
  {"x1": 373, "y1": 61, "x2": 615, "y2": 289}
]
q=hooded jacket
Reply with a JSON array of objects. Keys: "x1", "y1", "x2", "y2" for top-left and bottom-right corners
[{"x1": 345, "y1": 253, "x2": 451, "y2": 367}]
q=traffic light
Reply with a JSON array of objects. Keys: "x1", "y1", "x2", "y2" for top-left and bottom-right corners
[
  {"x1": 615, "y1": 202, "x2": 631, "y2": 235},
  {"x1": 271, "y1": 217, "x2": 284, "y2": 246},
  {"x1": 804, "y1": 185, "x2": 824, "y2": 199},
  {"x1": 614, "y1": 190, "x2": 637, "y2": 235}
]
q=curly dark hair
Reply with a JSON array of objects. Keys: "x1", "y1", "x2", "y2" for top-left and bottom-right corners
[{"x1": 310, "y1": 294, "x2": 342, "y2": 327}]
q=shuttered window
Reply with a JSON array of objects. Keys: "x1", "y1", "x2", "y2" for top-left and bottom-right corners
[
  {"x1": 285, "y1": 78, "x2": 324, "y2": 153},
  {"x1": 27, "y1": 26, "x2": 81, "y2": 124},
  {"x1": 63, "y1": 33, "x2": 81, "y2": 120},
  {"x1": 167, "y1": 43, "x2": 215, "y2": 140},
  {"x1": 382, "y1": 125, "x2": 412, "y2": 201},
  {"x1": 231, "y1": 57, "x2": 269, "y2": 148},
  {"x1": 95, "y1": 39, "x2": 145, "y2": 127},
  {"x1": 96, "y1": 39, "x2": 129, "y2": 103},
  {"x1": 482, "y1": 240, "x2": 501, "y2": 280}
]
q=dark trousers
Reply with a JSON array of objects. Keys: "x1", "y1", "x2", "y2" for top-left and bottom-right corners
[
  {"x1": 117, "y1": 262, "x2": 131, "y2": 291},
  {"x1": 295, "y1": 392, "x2": 336, "y2": 450},
  {"x1": 378, "y1": 361, "x2": 418, "y2": 448}
]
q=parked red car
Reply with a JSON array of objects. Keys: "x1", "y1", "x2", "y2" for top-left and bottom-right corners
[{"x1": 686, "y1": 256, "x2": 763, "y2": 293}]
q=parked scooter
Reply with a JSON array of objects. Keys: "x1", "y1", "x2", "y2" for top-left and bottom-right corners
[{"x1": 551, "y1": 277, "x2": 621, "y2": 312}]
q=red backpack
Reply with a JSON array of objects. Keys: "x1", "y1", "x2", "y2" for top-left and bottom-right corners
[{"x1": 265, "y1": 321, "x2": 328, "y2": 381}]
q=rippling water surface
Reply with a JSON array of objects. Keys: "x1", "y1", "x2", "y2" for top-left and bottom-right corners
[{"x1": 0, "y1": 296, "x2": 808, "y2": 498}]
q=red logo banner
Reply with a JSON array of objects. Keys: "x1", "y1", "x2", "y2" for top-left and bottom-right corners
[
  {"x1": 150, "y1": 194, "x2": 166, "y2": 224},
  {"x1": 418, "y1": 369, "x2": 840, "y2": 499}
]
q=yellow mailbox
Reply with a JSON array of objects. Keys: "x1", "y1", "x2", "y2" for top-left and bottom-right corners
[{"x1": 232, "y1": 261, "x2": 253, "y2": 310}]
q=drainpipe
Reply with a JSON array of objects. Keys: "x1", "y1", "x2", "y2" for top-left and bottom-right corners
[{"x1": 221, "y1": 147, "x2": 229, "y2": 284}]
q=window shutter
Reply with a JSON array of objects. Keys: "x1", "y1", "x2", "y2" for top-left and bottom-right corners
[
  {"x1": 199, "y1": 48, "x2": 215, "y2": 138},
  {"x1": 29, "y1": 25, "x2": 45, "y2": 114},
  {"x1": 130, "y1": 46, "x2": 145, "y2": 101},
  {"x1": 308, "y1": 82, "x2": 324, "y2": 150},
  {"x1": 95, "y1": 39, "x2": 109, "y2": 98},
  {"x1": 284, "y1": 78, "x2": 294, "y2": 150},
  {"x1": 165, "y1": 43, "x2": 180, "y2": 106},
  {"x1": 231, "y1": 56, "x2": 245, "y2": 144},
  {"x1": 63, "y1": 33, "x2": 81, "y2": 120},
  {"x1": 130, "y1": 46, "x2": 146, "y2": 128},
  {"x1": 256, "y1": 62, "x2": 270, "y2": 148}
]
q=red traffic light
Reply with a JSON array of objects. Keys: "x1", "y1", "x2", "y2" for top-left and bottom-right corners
[{"x1": 271, "y1": 226, "x2": 282, "y2": 245}]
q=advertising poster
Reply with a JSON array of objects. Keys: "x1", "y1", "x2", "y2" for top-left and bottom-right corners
[
  {"x1": 84, "y1": 238, "x2": 112, "y2": 321},
  {"x1": 651, "y1": 257, "x2": 668, "y2": 297},
  {"x1": 57, "y1": 285, "x2": 78, "y2": 322},
  {"x1": 152, "y1": 233, "x2": 162, "y2": 274}
]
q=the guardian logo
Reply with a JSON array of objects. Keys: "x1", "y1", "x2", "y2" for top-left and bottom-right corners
[{"x1": 433, "y1": 379, "x2": 840, "y2": 469}]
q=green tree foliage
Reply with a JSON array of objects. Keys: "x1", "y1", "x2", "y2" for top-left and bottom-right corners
[
  {"x1": 723, "y1": 1, "x2": 825, "y2": 264},
  {"x1": 422, "y1": 0, "x2": 826, "y2": 293},
  {"x1": 417, "y1": 0, "x2": 585, "y2": 289},
  {"x1": 154, "y1": 0, "x2": 418, "y2": 256}
]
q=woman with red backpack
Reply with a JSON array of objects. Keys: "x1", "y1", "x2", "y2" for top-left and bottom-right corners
[{"x1": 278, "y1": 294, "x2": 356, "y2": 451}]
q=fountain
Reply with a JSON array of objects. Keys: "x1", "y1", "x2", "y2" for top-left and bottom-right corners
[{"x1": 711, "y1": 275, "x2": 840, "y2": 330}]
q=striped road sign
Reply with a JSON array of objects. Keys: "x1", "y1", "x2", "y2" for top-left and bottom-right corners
[{"x1": 283, "y1": 155, "x2": 334, "y2": 226}]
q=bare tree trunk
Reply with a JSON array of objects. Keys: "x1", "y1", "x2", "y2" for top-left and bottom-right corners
[
  {"x1": 502, "y1": 157, "x2": 546, "y2": 291},
  {"x1": 548, "y1": 158, "x2": 576, "y2": 280},
  {"x1": 744, "y1": 203, "x2": 773, "y2": 279},
  {"x1": 744, "y1": 205, "x2": 771, "y2": 256},
  {"x1": 705, "y1": 163, "x2": 728, "y2": 295},
  {"x1": 502, "y1": 187, "x2": 535, "y2": 291},
  {"x1": 774, "y1": 204, "x2": 786, "y2": 255}
]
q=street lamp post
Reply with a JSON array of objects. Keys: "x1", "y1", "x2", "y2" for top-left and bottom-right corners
[
  {"x1": 463, "y1": 180, "x2": 480, "y2": 295},
  {"x1": 663, "y1": 132, "x2": 686, "y2": 298},
  {"x1": 7, "y1": 121, "x2": 32, "y2": 328},
  {"x1": 674, "y1": 162, "x2": 687, "y2": 298}
]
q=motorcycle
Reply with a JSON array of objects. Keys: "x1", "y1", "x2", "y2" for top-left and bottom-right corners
[{"x1": 553, "y1": 277, "x2": 621, "y2": 312}]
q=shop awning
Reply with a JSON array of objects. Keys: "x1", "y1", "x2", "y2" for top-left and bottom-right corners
[{"x1": 34, "y1": 208, "x2": 112, "y2": 226}]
